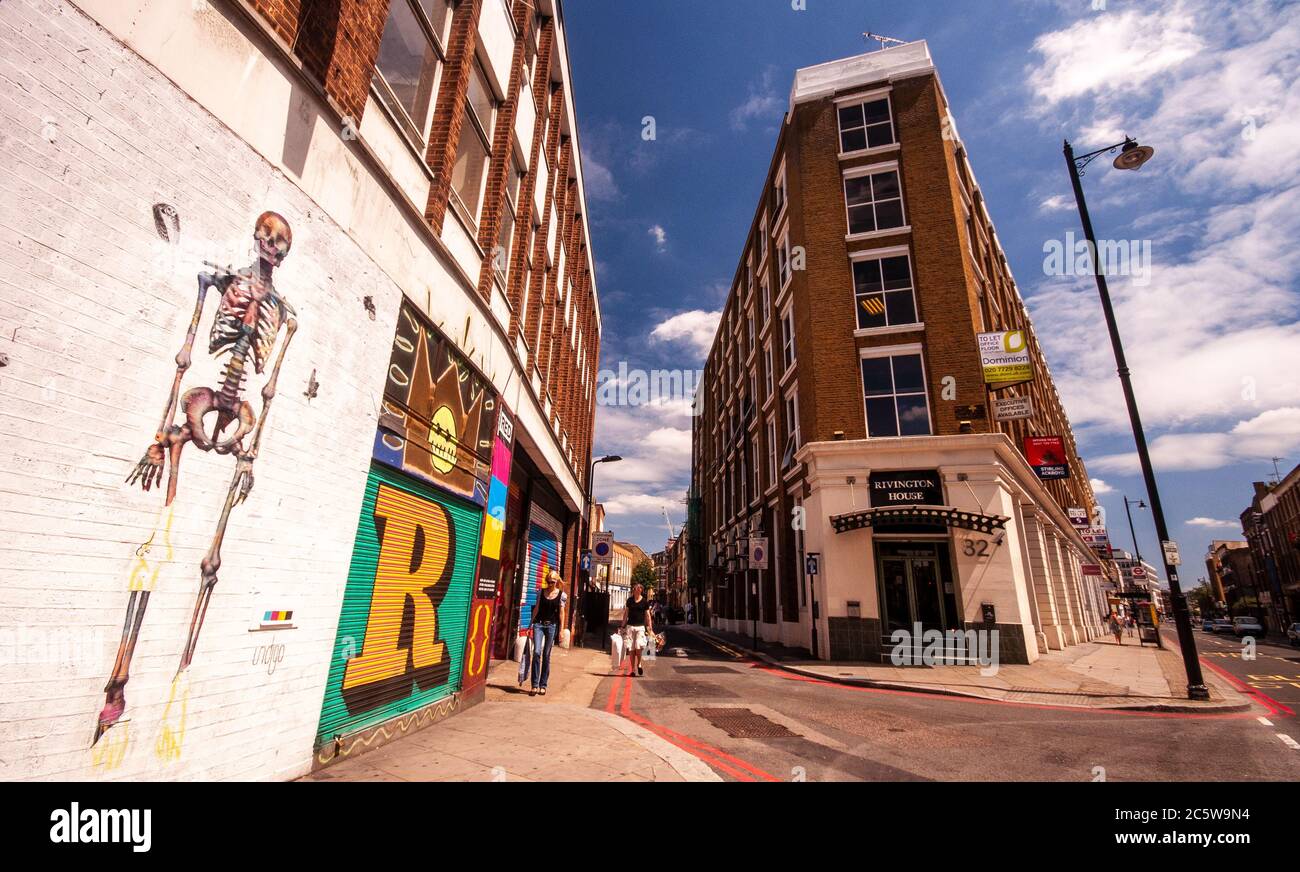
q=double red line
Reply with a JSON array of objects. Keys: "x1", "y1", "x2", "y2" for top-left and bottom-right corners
[
  {"x1": 1198, "y1": 657, "x2": 1295, "y2": 718},
  {"x1": 604, "y1": 665, "x2": 782, "y2": 782}
]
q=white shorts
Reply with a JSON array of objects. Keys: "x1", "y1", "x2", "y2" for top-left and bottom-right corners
[{"x1": 625, "y1": 625, "x2": 647, "y2": 651}]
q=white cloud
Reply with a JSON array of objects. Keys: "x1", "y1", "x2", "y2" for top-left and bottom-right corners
[
  {"x1": 730, "y1": 67, "x2": 784, "y2": 131},
  {"x1": 1038, "y1": 193, "x2": 1073, "y2": 213},
  {"x1": 1028, "y1": 6, "x2": 1203, "y2": 105},
  {"x1": 1090, "y1": 478, "x2": 1114, "y2": 494},
  {"x1": 648, "y1": 224, "x2": 667, "y2": 252},
  {"x1": 1090, "y1": 408, "x2": 1300, "y2": 474},
  {"x1": 579, "y1": 147, "x2": 619, "y2": 202},
  {"x1": 1187, "y1": 517, "x2": 1240, "y2": 528},
  {"x1": 649, "y1": 309, "x2": 721, "y2": 358}
]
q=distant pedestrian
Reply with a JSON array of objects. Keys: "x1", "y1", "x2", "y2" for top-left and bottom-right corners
[
  {"x1": 528, "y1": 571, "x2": 566, "y2": 696},
  {"x1": 621, "y1": 583, "x2": 654, "y2": 677},
  {"x1": 1109, "y1": 613, "x2": 1123, "y2": 645},
  {"x1": 685, "y1": 602, "x2": 694, "y2": 624}
]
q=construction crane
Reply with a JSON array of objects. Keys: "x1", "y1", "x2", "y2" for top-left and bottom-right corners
[{"x1": 662, "y1": 506, "x2": 676, "y2": 542}]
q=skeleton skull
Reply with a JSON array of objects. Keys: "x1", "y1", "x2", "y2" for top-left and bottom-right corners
[{"x1": 253, "y1": 211, "x2": 292, "y2": 266}]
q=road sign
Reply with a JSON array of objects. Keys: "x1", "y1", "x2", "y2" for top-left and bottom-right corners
[
  {"x1": 750, "y1": 537, "x2": 769, "y2": 570},
  {"x1": 592, "y1": 532, "x2": 614, "y2": 566},
  {"x1": 806, "y1": 553, "x2": 820, "y2": 576},
  {"x1": 580, "y1": 551, "x2": 591, "y2": 572},
  {"x1": 1161, "y1": 540, "x2": 1181, "y2": 566}
]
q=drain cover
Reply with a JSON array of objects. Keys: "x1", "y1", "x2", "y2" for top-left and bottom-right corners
[
  {"x1": 693, "y1": 707, "x2": 800, "y2": 738},
  {"x1": 674, "y1": 665, "x2": 740, "y2": 674}
]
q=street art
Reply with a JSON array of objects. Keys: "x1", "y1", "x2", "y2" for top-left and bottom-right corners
[
  {"x1": 375, "y1": 299, "x2": 495, "y2": 505},
  {"x1": 315, "y1": 466, "x2": 481, "y2": 748},
  {"x1": 95, "y1": 211, "x2": 299, "y2": 746},
  {"x1": 461, "y1": 405, "x2": 515, "y2": 692}
]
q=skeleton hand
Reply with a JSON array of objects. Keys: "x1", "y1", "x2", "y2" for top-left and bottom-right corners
[
  {"x1": 126, "y1": 442, "x2": 167, "y2": 492},
  {"x1": 233, "y1": 453, "x2": 255, "y2": 505}
]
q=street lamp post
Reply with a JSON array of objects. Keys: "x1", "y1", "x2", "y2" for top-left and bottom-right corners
[
  {"x1": 575, "y1": 455, "x2": 621, "y2": 644},
  {"x1": 1123, "y1": 496, "x2": 1146, "y2": 567},
  {"x1": 1064, "y1": 136, "x2": 1209, "y2": 699}
]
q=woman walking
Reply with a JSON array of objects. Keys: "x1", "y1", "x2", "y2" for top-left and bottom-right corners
[
  {"x1": 1109, "y1": 612, "x2": 1123, "y2": 645},
  {"x1": 529, "y1": 571, "x2": 566, "y2": 696},
  {"x1": 621, "y1": 583, "x2": 654, "y2": 677}
]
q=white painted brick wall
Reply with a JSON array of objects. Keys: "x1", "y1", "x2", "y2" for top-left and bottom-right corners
[{"x1": 0, "y1": 0, "x2": 412, "y2": 780}]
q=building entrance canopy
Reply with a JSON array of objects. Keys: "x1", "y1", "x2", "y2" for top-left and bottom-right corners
[{"x1": 830, "y1": 505, "x2": 1009, "y2": 535}]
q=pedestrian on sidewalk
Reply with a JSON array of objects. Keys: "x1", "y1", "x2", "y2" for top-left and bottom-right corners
[
  {"x1": 1109, "y1": 612, "x2": 1123, "y2": 645},
  {"x1": 622, "y1": 583, "x2": 654, "y2": 677},
  {"x1": 529, "y1": 571, "x2": 567, "y2": 696}
]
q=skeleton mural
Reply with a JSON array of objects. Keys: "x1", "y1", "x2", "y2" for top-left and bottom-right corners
[{"x1": 94, "y1": 211, "x2": 299, "y2": 744}]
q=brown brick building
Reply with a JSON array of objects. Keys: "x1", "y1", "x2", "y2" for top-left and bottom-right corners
[{"x1": 692, "y1": 42, "x2": 1108, "y2": 663}]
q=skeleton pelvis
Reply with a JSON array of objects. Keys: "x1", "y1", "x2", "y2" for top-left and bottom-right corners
[{"x1": 183, "y1": 387, "x2": 254, "y2": 454}]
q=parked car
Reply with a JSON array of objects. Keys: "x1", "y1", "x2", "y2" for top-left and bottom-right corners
[
  {"x1": 1231, "y1": 616, "x2": 1264, "y2": 638},
  {"x1": 1287, "y1": 623, "x2": 1300, "y2": 647},
  {"x1": 1203, "y1": 618, "x2": 1234, "y2": 634}
]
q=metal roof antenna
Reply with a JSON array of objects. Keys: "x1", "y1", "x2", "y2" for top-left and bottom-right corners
[{"x1": 862, "y1": 31, "x2": 907, "y2": 51}]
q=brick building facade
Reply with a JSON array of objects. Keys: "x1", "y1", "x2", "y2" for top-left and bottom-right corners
[
  {"x1": 0, "y1": 0, "x2": 599, "y2": 779},
  {"x1": 692, "y1": 42, "x2": 1107, "y2": 664}
]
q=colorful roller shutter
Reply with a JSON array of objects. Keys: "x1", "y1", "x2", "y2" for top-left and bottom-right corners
[
  {"x1": 462, "y1": 406, "x2": 515, "y2": 692},
  {"x1": 518, "y1": 504, "x2": 561, "y2": 633},
  {"x1": 316, "y1": 463, "x2": 483, "y2": 748}
]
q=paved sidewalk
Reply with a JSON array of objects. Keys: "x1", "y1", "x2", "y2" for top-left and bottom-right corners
[
  {"x1": 692, "y1": 626, "x2": 1250, "y2": 712},
  {"x1": 303, "y1": 642, "x2": 720, "y2": 782}
]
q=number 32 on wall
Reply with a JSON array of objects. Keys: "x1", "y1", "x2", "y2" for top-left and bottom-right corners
[{"x1": 962, "y1": 538, "x2": 991, "y2": 558}]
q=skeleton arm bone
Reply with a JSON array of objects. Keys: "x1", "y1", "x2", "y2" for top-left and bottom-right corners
[
  {"x1": 127, "y1": 272, "x2": 219, "y2": 493},
  {"x1": 234, "y1": 313, "x2": 297, "y2": 505}
]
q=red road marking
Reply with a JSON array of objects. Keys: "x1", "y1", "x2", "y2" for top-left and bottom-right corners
[
  {"x1": 605, "y1": 669, "x2": 782, "y2": 782},
  {"x1": 1199, "y1": 657, "x2": 1295, "y2": 717}
]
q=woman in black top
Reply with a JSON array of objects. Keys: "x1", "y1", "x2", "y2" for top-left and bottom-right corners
[
  {"x1": 529, "y1": 571, "x2": 566, "y2": 695},
  {"x1": 621, "y1": 583, "x2": 654, "y2": 676}
]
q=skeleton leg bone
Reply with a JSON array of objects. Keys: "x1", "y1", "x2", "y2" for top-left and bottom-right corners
[
  {"x1": 177, "y1": 315, "x2": 295, "y2": 671},
  {"x1": 95, "y1": 588, "x2": 149, "y2": 744}
]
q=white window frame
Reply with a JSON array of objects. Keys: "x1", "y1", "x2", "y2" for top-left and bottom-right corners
[
  {"x1": 835, "y1": 87, "x2": 897, "y2": 157},
  {"x1": 842, "y1": 162, "x2": 908, "y2": 240},
  {"x1": 859, "y1": 343, "x2": 934, "y2": 438},
  {"x1": 849, "y1": 245, "x2": 921, "y2": 332},
  {"x1": 781, "y1": 386, "x2": 801, "y2": 472},
  {"x1": 371, "y1": 0, "x2": 452, "y2": 146},
  {"x1": 780, "y1": 304, "x2": 796, "y2": 372},
  {"x1": 766, "y1": 415, "x2": 778, "y2": 489}
]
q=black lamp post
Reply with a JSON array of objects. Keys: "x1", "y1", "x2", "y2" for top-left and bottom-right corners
[
  {"x1": 1123, "y1": 495, "x2": 1147, "y2": 564},
  {"x1": 576, "y1": 455, "x2": 621, "y2": 642},
  {"x1": 1064, "y1": 136, "x2": 1208, "y2": 699}
]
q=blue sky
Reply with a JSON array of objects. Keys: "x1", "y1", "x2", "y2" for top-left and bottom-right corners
[{"x1": 564, "y1": 0, "x2": 1300, "y2": 571}]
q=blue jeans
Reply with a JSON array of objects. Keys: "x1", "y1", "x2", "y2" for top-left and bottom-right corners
[{"x1": 530, "y1": 622, "x2": 557, "y2": 689}]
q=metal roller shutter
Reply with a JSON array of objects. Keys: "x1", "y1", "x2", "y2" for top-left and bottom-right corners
[
  {"x1": 315, "y1": 463, "x2": 483, "y2": 748},
  {"x1": 518, "y1": 504, "x2": 562, "y2": 633}
]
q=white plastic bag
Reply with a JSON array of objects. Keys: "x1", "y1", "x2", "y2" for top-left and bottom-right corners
[
  {"x1": 609, "y1": 633, "x2": 624, "y2": 673},
  {"x1": 560, "y1": 628, "x2": 572, "y2": 650},
  {"x1": 513, "y1": 633, "x2": 528, "y2": 663},
  {"x1": 644, "y1": 632, "x2": 657, "y2": 662}
]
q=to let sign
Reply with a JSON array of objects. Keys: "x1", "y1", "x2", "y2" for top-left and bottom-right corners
[{"x1": 1024, "y1": 435, "x2": 1069, "y2": 480}]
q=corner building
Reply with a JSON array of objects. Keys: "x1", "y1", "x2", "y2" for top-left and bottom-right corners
[
  {"x1": 692, "y1": 43, "x2": 1108, "y2": 664},
  {"x1": 0, "y1": 0, "x2": 599, "y2": 779}
]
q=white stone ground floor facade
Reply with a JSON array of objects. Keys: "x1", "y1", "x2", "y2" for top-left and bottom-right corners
[{"x1": 711, "y1": 435, "x2": 1107, "y2": 664}]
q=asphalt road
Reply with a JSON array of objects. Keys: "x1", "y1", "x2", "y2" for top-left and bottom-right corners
[
  {"x1": 1182, "y1": 626, "x2": 1300, "y2": 721},
  {"x1": 593, "y1": 625, "x2": 1300, "y2": 781}
]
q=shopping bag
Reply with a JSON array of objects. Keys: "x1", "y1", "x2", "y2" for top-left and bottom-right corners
[
  {"x1": 560, "y1": 628, "x2": 572, "y2": 650},
  {"x1": 644, "y1": 631, "x2": 657, "y2": 661},
  {"x1": 516, "y1": 634, "x2": 532, "y2": 686},
  {"x1": 609, "y1": 632, "x2": 624, "y2": 673}
]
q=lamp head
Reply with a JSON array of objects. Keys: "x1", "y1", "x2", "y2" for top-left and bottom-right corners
[{"x1": 1113, "y1": 137, "x2": 1154, "y2": 171}]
